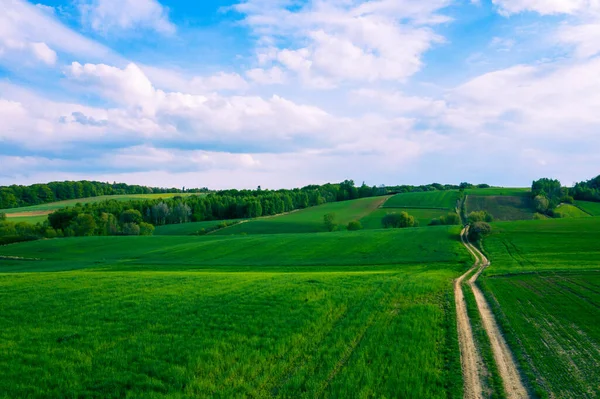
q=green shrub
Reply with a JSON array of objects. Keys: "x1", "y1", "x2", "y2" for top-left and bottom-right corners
[
  {"x1": 382, "y1": 212, "x2": 415, "y2": 228},
  {"x1": 347, "y1": 220, "x2": 363, "y2": 231}
]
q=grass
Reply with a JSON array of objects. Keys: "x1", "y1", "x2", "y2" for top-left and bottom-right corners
[
  {"x1": 464, "y1": 188, "x2": 530, "y2": 197},
  {"x1": 0, "y1": 226, "x2": 467, "y2": 398},
  {"x1": 154, "y1": 220, "x2": 242, "y2": 236},
  {"x1": 574, "y1": 201, "x2": 600, "y2": 216},
  {"x1": 360, "y1": 208, "x2": 451, "y2": 229},
  {"x1": 466, "y1": 196, "x2": 534, "y2": 221},
  {"x1": 481, "y1": 273, "x2": 600, "y2": 399},
  {"x1": 482, "y1": 218, "x2": 600, "y2": 276},
  {"x1": 4, "y1": 215, "x2": 49, "y2": 224},
  {"x1": 478, "y1": 217, "x2": 600, "y2": 398},
  {"x1": 0, "y1": 227, "x2": 467, "y2": 273},
  {"x1": 383, "y1": 191, "x2": 459, "y2": 210},
  {"x1": 553, "y1": 204, "x2": 591, "y2": 219},
  {"x1": 1, "y1": 193, "x2": 201, "y2": 215},
  {"x1": 211, "y1": 196, "x2": 390, "y2": 235}
]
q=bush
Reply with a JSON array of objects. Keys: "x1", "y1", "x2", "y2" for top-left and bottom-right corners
[
  {"x1": 468, "y1": 222, "x2": 492, "y2": 242},
  {"x1": 561, "y1": 195, "x2": 575, "y2": 204},
  {"x1": 382, "y1": 212, "x2": 415, "y2": 228},
  {"x1": 347, "y1": 220, "x2": 363, "y2": 231},
  {"x1": 324, "y1": 213, "x2": 338, "y2": 232},
  {"x1": 122, "y1": 223, "x2": 140, "y2": 236},
  {"x1": 429, "y1": 218, "x2": 442, "y2": 226},
  {"x1": 532, "y1": 213, "x2": 546, "y2": 220},
  {"x1": 467, "y1": 211, "x2": 493, "y2": 224},
  {"x1": 534, "y1": 195, "x2": 550, "y2": 214},
  {"x1": 139, "y1": 222, "x2": 155, "y2": 236},
  {"x1": 0, "y1": 212, "x2": 6, "y2": 222}
]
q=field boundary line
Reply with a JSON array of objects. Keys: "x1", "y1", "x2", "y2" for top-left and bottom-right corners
[{"x1": 461, "y1": 228, "x2": 530, "y2": 399}]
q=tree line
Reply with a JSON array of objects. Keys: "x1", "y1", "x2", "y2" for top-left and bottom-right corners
[{"x1": 0, "y1": 180, "x2": 208, "y2": 210}]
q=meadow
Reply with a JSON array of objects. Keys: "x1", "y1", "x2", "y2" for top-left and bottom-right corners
[
  {"x1": 464, "y1": 188, "x2": 529, "y2": 197},
  {"x1": 383, "y1": 191, "x2": 459, "y2": 210},
  {"x1": 574, "y1": 201, "x2": 600, "y2": 216},
  {"x1": 479, "y1": 217, "x2": 600, "y2": 398},
  {"x1": 0, "y1": 226, "x2": 468, "y2": 399},
  {"x1": 210, "y1": 196, "x2": 389, "y2": 235},
  {"x1": 360, "y1": 208, "x2": 450, "y2": 229},
  {"x1": 154, "y1": 220, "x2": 242, "y2": 236},
  {"x1": 466, "y1": 195, "x2": 534, "y2": 221},
  {"x1": 553, "y1": 203, "x2": 591, "y2": 218}
]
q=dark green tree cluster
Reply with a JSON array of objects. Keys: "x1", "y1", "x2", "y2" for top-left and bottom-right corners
[
  {"x1": 467, "y1": 211, "x2": 493, "y2": 224},
  {"x1": 571, "y1": 175, "x2": 600, "y2": 202},
  {"x1": 382, "y1": 212, "x2": 417, "y2": 228},
  {"x1": 530, "y1": 178, "x2": 573, "y2": 215},
  {"x1": 468, "y1": 222, "x2": 492, "y2": 242},
  {"x1": 429, "y1": 213, "x2": 461, "y2": 226},
  {"x1": 0, "y1": 180, "x2": 207, "y2": 209}
]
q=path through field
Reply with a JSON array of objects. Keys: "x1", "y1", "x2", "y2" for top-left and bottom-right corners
[
  {"x1": 455, "y1": 228, "x2": 485, "y2": 399},
  {"x1": 460, "y1": 228, "x2": 530, "y2": 399}
]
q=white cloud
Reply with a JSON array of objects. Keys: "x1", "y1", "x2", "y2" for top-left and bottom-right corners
[
  {"x1": 29, "y1": 42, "x2": 57, "y2": 65},
  {"x1": 492, "y1": 0, "x2": 599, "y2": 16},
  {"x1": 246, "y1": 66, "x2": 286, "y2": 85},
  {"x1": 557, "y1": 23, "x2": 600, "y2": 58},
  {"x1": 232, "y1": 0, "x2": 448, "y2": 86},
  {"x1": 78, "y1": 0, "x2": 176, "y2": 34}
]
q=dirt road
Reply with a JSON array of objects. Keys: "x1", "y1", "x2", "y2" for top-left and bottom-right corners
[
  {"x1": 461, "y1": 228, "x2": 530, "y2": 399},
  {"x1": 455, "y1": 228, "x2": 485, "y2": 398}
]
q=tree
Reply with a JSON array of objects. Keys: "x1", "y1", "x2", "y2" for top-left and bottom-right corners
[
  {"x1": 467, "y1": 211, "x2": 493, "y2": 224},
  {"x1": 441, "y1": 212, "x2": 461, "y2": 225},
  {"x1": 171, "y1": 203, "x2": 192, "y2": 224},
  {"x1": 139, "y1": 222, "x2": 155, "y2": 236},
  {"x1": 347, "y1": 220, "x2": 363, "y2": 231},
  {"x1": 49, "y1": 208, "x2": 80, "y2": 231},
  {"x1": 151, "y1": 202, "x2": 170, "y2": 225},
  {"x1": 0, "y1": 212, "x2": 5, "y2": 222},
  {"x1": 324, "y1": 213, "x2": 338, "y2": 232},
  {"x1": 534, "y1": 195, "x2": 550, "y2": 214},
  {"x1": 468, "y1": 222, "x2": 492, "y2": 242},
  {"x1": 122, "y1": 223, "x2": 141, "y2": 236},
  {"x1": 70, "y1": 214, "x2": 96, "y2": 237},
  {"x1": 120, "y1": 209, "x2": 143, "y2": 225},
  {"x1": 382, "y1": 212, "x2": 415, "y2": 228}
]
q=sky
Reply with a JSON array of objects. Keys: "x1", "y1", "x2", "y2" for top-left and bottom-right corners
[{"x1": 1, "y1": 0, "x2": 599, "y2": 189}]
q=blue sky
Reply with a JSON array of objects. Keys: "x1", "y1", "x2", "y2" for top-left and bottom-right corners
[{"x1": 1, "y1": 0, "x2": 599, "y2": 189}]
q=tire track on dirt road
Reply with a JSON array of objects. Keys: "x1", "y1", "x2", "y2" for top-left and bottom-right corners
[
  {"x1": 455, "y1": 227, "x2": 485, "y2": 399},
  {"x1": 461, "y1": 227, "x2": 530, "y2": 399}
]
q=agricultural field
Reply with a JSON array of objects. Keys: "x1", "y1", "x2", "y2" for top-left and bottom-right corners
[
  {"x1": 479, "y1": 217, "x2": 600, "y2": 398},
  {"x1": 154, "y1": 219, "x2": 242, "y2": 236},
  {"x1": 464, "y1": 188, "x2": 530, "y2": 197},
  {"x1": 466, "y1": 195, "x2": 534, "y2": 221},
  {"x1": 3, "y1": 214, "x2": 49, "y2": 224},
  {"x1": 553, "y1": 203, "x2": 591, "y2": 218},
  {"x1": 574, "y1": 201, "x2": 600, "y2": 216},
  {"x1": 211, "y1": 196, "x2": 389, "y2": 235},
  {"x1": 482, "y1": 218, "x2": 600, "y2": 276},
  {"x1": 360, "y1": 208, "x2": 450, "y2": 229},
  {"x1": 383, "y1": 191, "x2": 459, "y2": 210},
  {"x1": 0, "y1": 226, "x2": 468, "y2": 398}
]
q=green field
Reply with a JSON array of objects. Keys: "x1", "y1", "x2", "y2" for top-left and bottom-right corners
[
  {"x1": 574, "y1": 201, "x2": 600, "y2": 216},
  {"x1": 383, "y1": 191, "x2": 459, "y2": 210},
  {"x1": 466, "y1": 195, "x2": 534, "y2": 221},
  {"x1": 1, "y1": 193, "x2": 200, "y2": 215},
  {"x1": 211, "y1": 196, "x2": 389, "y2": 235},
  {"x1": 464, "y1": 188, "x2": 530, "y2": 197},
  {"x1": 360, "y1": 208, "x2": 451, "y2": 229},
  {"x1": 0, "y1": 227, "x2": 466, "y2": 273},
  {"x1": 553, "y1": 203, "x2": 591, "y2": 218},
  {"x1": 480, "y1": 217, "x2": 600, "y2": 398},
  {"x1": 154, "y1": 220, "x2": 242, "y2": 236},
  {"x1": 4, "y1": 215, "x2": 50, "y2": 224},
  {"x1": 0, "y1": 226, "x2": 467, "y2": 398},
  {"x1": 482, "y1": 218, "x2": 600, "y2": 276}
]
